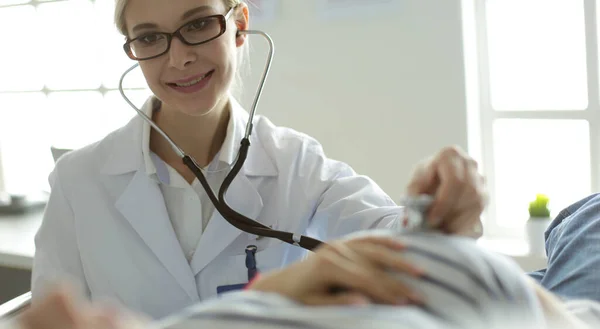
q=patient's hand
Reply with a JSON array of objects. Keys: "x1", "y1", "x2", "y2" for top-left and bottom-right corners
[
  {"x1": 248, "y1": 236, "x2": 425, "y2": 306},
  {"x1": 17, "y1": 285, "x2": 147, "y2": 329}
]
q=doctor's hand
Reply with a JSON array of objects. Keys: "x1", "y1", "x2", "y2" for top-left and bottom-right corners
[
  {"x1": 247, "y1": 236, "x2": 424, "y2": 306},
  {"x1": 406, "y1": 145, "x2": 486, "y2": 237},
  {"x1": 17, "y1": 285, "x2": 147, "y2": 329}
]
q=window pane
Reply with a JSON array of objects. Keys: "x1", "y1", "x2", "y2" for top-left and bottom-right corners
[
  {"x1": 103, "y1": 89, "x2": 151, "y2": 129},
  {"x1": 46, "y1": 90, "x2": 150, "y2": 150},
  {"x1": 0, "y1": 5, "x2": 44, "y2": 91},
  {"x1": 0, "y1": 93, "x2": 54, "y2": 194},
  {"x1": 486, "y1": 0, "x2": 587, "y2": 110},
  {"x1": 492, "y1": 119, "x2": 591, "y2": 229},
  {"x1": 39, "y1": 1, "x2": 102, "y2": 90},
  {"x1": 46, "y1": 92, "x2": 106, "y2": 148},
  {"x1": 95, "y1": 0, "x2": 149, "y2": 89}
]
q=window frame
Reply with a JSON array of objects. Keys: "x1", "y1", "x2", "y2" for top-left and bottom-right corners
[{"x1": 470, "y1": 0, "x2": 600, "y2": 238}]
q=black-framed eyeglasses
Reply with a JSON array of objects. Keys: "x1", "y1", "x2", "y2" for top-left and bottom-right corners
[{"x1": 123, "y1": 7, "x2": 236, "y2": 61}]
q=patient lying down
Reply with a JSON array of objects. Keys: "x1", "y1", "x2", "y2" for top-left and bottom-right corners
[{"x1": 9, "y1": 231, "x2": 600, "y2": 329}]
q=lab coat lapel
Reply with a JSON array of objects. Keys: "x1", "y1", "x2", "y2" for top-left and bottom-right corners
[
  {"x1": 115, "y1": 169, "x2": 199, "y2": 301},
  {"x1": 189, "y1": 173, "x2": 264, "y2": 276},
  {"x1": 103, "y1": 100, "x2": 199, "y2": 301}
]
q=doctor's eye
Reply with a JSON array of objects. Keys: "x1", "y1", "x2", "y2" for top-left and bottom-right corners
[
  {"x1": 136, "y1": 33, "x2": 166, "y2": 46},
  {"x1": 185, "y1": 17, "x2": 217, "y2": 32}
]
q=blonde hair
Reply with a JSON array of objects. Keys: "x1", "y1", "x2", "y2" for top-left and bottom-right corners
[
  {"x1": 114, "y1": 0, "x2": 250, "y2": 97},
  {"x1": 114, "y1": 0, "x2": 244, "y2": 36}
]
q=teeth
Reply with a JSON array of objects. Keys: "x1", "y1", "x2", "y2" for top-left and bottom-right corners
[{"x1": 174, "y1": 73, "x2": 209, "y2": 87}]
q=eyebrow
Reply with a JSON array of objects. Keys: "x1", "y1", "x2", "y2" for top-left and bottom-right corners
[
  {"x1": 181, "y1": 5, "x2": 214, "y2": 21},
  {"x1": 131, "y1": 5, "x2": 214, "y2": 33}
]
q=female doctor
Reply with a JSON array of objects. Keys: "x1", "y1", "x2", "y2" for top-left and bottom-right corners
[{"x1": 31, "y1": 0, "x2": 486, "y2": 320}]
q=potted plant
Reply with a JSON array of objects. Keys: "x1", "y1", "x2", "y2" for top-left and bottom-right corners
[{"x1": 526, "y1": 194, "x2": 552, "y2": 256}]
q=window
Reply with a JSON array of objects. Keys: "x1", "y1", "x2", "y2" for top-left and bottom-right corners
[
  {"x1": 0, "y1": 0, "x2": 151, "y2": 194},
  {"x1": 468, "y1": 0, "x2": 599, "y2": 238}
]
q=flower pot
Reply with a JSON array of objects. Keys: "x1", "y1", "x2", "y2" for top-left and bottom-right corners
[{"x1": 526, "y1": 217, "x2": 552, "y2": 256}]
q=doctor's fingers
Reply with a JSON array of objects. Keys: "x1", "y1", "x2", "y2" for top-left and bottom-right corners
[
  {"x1": 406, "y1": 157, "x2": 438, "y2": 196},
  {"x1": 437, "y1": 161, "x2": 487, "y2": 234},
  {"x1": 440, "y1": 205, "x2": 484, "y2": 236},
  {"x1": 405, "y1": 151, "x2": 463, "y2": 224},
  {"x1": 312, "y1": 247, "x2": 423, "y2": 305},
  {"x1": 427, "y1": 147, "x2": 483, "y2": 226}
]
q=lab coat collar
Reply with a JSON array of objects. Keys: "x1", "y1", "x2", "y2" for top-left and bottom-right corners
[{"x1": 101, "y1": 95, "x2": 278, "y2": 177}]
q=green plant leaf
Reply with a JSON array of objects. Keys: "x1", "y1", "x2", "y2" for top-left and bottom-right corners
[{"x1": 529, "y1": 194, "x2": 550, "y2": 217}]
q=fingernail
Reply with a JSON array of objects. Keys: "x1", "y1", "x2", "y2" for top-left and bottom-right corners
[
  {"x1": 350, "y1": 296, "x2": 371, "y2": 305},
  {"x1": 413, "y1": 268, "x2": 426, "y2": 277},
  {"x1": 404, "y1": 265, "x2": 423, "y2": 277},
  {"x1": 396, "y1": 297, "x2": 409, "y2": 305},
  {"x1": 393, "y1": 242, "x2": 406, "y2": 249},
  {"x1": 409, "y1": 293, "x2": 425, "y2": 304}
]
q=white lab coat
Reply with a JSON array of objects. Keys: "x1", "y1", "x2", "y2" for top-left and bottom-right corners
[{"x1": 31, "y1": 97, "x2": 405, "y2": 319}]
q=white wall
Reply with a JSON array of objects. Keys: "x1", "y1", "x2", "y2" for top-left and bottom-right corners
[
  {"x1": 238, "y1": 0, "x2": 469, "y2": 202},
  {"x1": 0, "y1": 0, "x2": 470, "y2": 202}
]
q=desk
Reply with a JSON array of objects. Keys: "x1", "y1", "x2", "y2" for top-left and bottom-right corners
[{"x1": 0, "y1": 210, "x2": 43, "y2": 270}]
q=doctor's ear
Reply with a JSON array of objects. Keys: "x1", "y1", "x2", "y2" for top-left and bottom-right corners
[
  {"x1": 235, "y1": 27, "x2": 247, "y2": 47},
  {"x1": 234, "y1": 4, "x2": 249, "y2": 47}
]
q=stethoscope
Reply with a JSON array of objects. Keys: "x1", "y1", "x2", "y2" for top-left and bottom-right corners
[{"x1": 118, "y1": 29, "x2": 325, "y2": 252}]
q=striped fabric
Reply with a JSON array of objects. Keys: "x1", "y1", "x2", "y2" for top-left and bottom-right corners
[{"x1": 152, "y1": 230, "x2": 558, "y2": 329}]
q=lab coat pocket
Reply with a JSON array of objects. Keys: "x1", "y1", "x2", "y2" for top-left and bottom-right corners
[{"x1": 198, "y1": 241, "x2": 288, "y2": 299}]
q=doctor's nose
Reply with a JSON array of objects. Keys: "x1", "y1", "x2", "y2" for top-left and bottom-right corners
[{"x1": 168, "y1": 38, "x2": 196, "y2": 70}]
